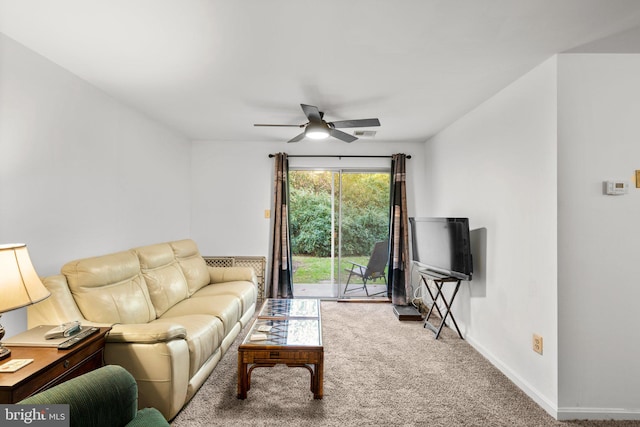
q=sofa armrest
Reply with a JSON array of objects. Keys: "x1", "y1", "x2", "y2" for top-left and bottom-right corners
[
  {"x1": 125, "y1": 408, "x2": 170, "y2": 427},
  {"x1": 106, "y1": 322, "x2": 187, "y2": 344},
  {"x1": 208, "y1": 266, "x2": 257, "y2": 285},
  {"x1": 27, "y1": 274, "x2": 88, "y2": 328}
]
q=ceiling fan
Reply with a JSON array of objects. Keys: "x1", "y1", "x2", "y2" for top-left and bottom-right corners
[{"x1": 254, "y1": 104, "x2": 381, "y2": 143}]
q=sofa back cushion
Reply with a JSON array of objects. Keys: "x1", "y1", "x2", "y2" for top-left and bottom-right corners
[
  {"x1": 170, "y1": 239, "x2": 209, "y2": 296},
  {"x1": 61, "y1": 250, "x2": 156, "y2": 324},
  {"x1": 134, "y1": 243, "x2": 189, "y2": 317}
]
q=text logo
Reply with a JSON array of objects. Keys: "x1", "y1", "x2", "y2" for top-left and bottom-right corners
[{"x1": 1, "y1": 405, "x2": 69, "y2": 426}]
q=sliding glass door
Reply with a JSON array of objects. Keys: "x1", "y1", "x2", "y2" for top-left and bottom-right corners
[
  {"x1": 338, "y1": 171, "x2": 390, "y2": 299},
  {"x1": 289, "y1": 169, "x2": 390, "y2": 299}
]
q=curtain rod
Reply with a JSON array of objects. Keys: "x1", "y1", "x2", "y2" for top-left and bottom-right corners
[{"x1": 268, "y1": 154, "x2": 411, "y2": 159}]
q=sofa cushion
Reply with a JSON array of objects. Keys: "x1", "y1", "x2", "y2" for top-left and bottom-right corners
[
  {"x1": 192, "y1": 281, "x2": 257, "y2": 316},
  {"x1": 160, "y1": 294, "x2": 241, "y2": 337},
  {"x1": 170, "y1": 239, "x2": 210, "y2": 295},
  {"x1": 134, "y1": 243, "x2": 189, "y2": 317},
  {"x1": 61, "y1": 250, "x2": 156, "y2": 324}
]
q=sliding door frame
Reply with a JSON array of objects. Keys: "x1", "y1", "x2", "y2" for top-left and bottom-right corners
[{"x1": 289, "y1": 166, "x2": 390, "y2": 299}]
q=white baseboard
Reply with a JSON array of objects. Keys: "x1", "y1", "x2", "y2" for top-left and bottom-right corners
[
  {"x1": 465, "y1": 335, "x2": 558, "y2": 419},
  {"x1": 466, "y1": 335, "x2": 640, "y2": 421},
  {"x1": 556, "y1": 408, "x2": 640, "y2": 421}
]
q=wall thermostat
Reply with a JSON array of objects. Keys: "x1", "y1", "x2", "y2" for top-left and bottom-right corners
[{"x1": 604, "y1": 180, "x2": 628, "y2": 195}]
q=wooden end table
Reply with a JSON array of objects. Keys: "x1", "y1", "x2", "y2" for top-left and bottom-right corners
[
  {"x1": 237, "y1": 299, "x2": 323, "y2": 399},
  {"x1": 0, "y1": 326, "x2": 111, "y2": 403}
]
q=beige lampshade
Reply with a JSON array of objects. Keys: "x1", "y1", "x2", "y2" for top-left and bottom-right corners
[{"x1": 0, "y1": 243, "x2": 51, "y2": 313}]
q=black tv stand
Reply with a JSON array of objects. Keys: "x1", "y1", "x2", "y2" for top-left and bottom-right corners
[{"x1": 418, "y1": 270, "x2": 463, "y2": 339}]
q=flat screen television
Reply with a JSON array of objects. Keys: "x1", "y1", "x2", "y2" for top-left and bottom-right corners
[{"x1": 409, "y1": 217, "x2": 473, "y2": 281}]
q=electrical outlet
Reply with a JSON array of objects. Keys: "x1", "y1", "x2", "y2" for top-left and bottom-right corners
[
  {"x1": 264, "y1": 210, "x2": 271, "y2": 219},
  {"x1": 533, "y1": 334, "x2": 543, "y2": 355}
]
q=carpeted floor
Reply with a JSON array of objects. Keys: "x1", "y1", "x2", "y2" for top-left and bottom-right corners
[{"x1": 171, "y1": 301, "x2": 639, "y2": 427}]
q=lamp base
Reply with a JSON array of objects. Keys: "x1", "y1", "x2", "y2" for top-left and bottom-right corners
[
  {"x1": 0, "y1": 344, "x2": 10, "y2": 360},
  {"x1": 0, "y1": 317, "x2": 10, "y2": 359},
  {"x1": 0, "y1": 318, "x2": 9, "y2": 359}
]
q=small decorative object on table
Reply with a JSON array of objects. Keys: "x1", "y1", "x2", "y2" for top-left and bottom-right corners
[{"x1": 0, "y1": 359, "x2": 33, "y2": 373}]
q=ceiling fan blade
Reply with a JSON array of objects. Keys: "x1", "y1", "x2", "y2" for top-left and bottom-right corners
[
  {"x1": 288, "y1": 132, "x2": 306, "y2": 143},
  {"x1": 300, "y1": 104, "x2": 323, "y2": 123},
  {"x1": 254, "y1": 124, "x2": 304, "y2": 127},
  {"x1": 329, "y1": 128, "x2": 358, "y2": 143},
  {"x1": 329, "y1": 118, "x2": 381, "y2": 128}
]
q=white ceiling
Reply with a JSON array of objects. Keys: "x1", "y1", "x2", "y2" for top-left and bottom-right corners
[{"x1": 2, "y1": 0, "x2": 640, "y2": 144}]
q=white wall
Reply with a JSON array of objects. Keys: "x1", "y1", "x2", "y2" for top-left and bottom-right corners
[
  {"x1": 557, "y1": 54, "x2": 640, "y2": 419},
  {"x1": 423, "y1": 57, "x2": 559, "y2": 414},
  {"x1": 0, "y1": 34, "x2": 191, "y2": 336},
  {"x1": 190, "y1": 140, "x2": 426, "y2": 259}
]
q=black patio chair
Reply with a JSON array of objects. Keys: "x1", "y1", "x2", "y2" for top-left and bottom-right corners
[{"x1": 343, "y1": 240, "x2": 389, "y2": 296}]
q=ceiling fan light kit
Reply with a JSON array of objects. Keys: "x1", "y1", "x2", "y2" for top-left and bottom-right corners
[
  {"x1": 255, "y1": 104, "x2": 380, "y2": 143},
  {"x1": 305, "y1": 122, "x2": 330, "y2": 139}
]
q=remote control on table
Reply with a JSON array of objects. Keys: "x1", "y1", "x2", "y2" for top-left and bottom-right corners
[{"x1": 57, "y1": 327, "x2": 100, "y2": 349}]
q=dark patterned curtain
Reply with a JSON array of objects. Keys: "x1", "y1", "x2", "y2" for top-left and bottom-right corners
[
  {"x1": 267, "y1": 153, "x2": 294, "y2": 299},
  {"x1": 388, "y1": 153, "x2": 411, "y2": 305}
]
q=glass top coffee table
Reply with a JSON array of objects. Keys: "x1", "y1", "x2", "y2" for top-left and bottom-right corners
[
  {"x1": 237, "y1": 298, "x2": 323, "y2": 399},
  {"x1": 257, "y1": 297, "x2": 320, "y2": 319}
]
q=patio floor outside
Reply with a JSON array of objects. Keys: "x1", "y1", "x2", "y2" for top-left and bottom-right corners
[{"x1": 292, "y1": 282, "x2": 388, "y2": 299}]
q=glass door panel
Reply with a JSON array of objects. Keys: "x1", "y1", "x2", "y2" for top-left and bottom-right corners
[
  {"x1": 289, "y1": 169, "x2": 390, "y2": 299},
  {"x1": 338, "y1": 171, "x2": 390, "y2": 299},
  {"x1": 289, "y1": 170, "x2": 337, "y2": 298}
]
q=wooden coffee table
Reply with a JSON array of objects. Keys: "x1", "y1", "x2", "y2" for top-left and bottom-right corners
[{"x1": 237, "y1": 298, "x2": 323, "y2": 399}]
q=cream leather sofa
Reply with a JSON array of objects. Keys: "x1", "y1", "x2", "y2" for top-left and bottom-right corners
[{"x1": 28, "y1": 239, "x2": 257, "y2": 421}]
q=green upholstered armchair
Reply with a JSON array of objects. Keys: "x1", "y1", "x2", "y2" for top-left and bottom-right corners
[{"x1": 19, "y1": 365, "x2": 169, "y2": 427}]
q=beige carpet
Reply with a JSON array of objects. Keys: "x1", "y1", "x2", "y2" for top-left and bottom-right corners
[{"x1": 171, "y1": 302, "x2": 638, "y2": 427}]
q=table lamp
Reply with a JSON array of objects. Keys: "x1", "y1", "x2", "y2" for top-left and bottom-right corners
[{"x1": 0, "y1": 243, "x2": 51, "y2": 360}]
